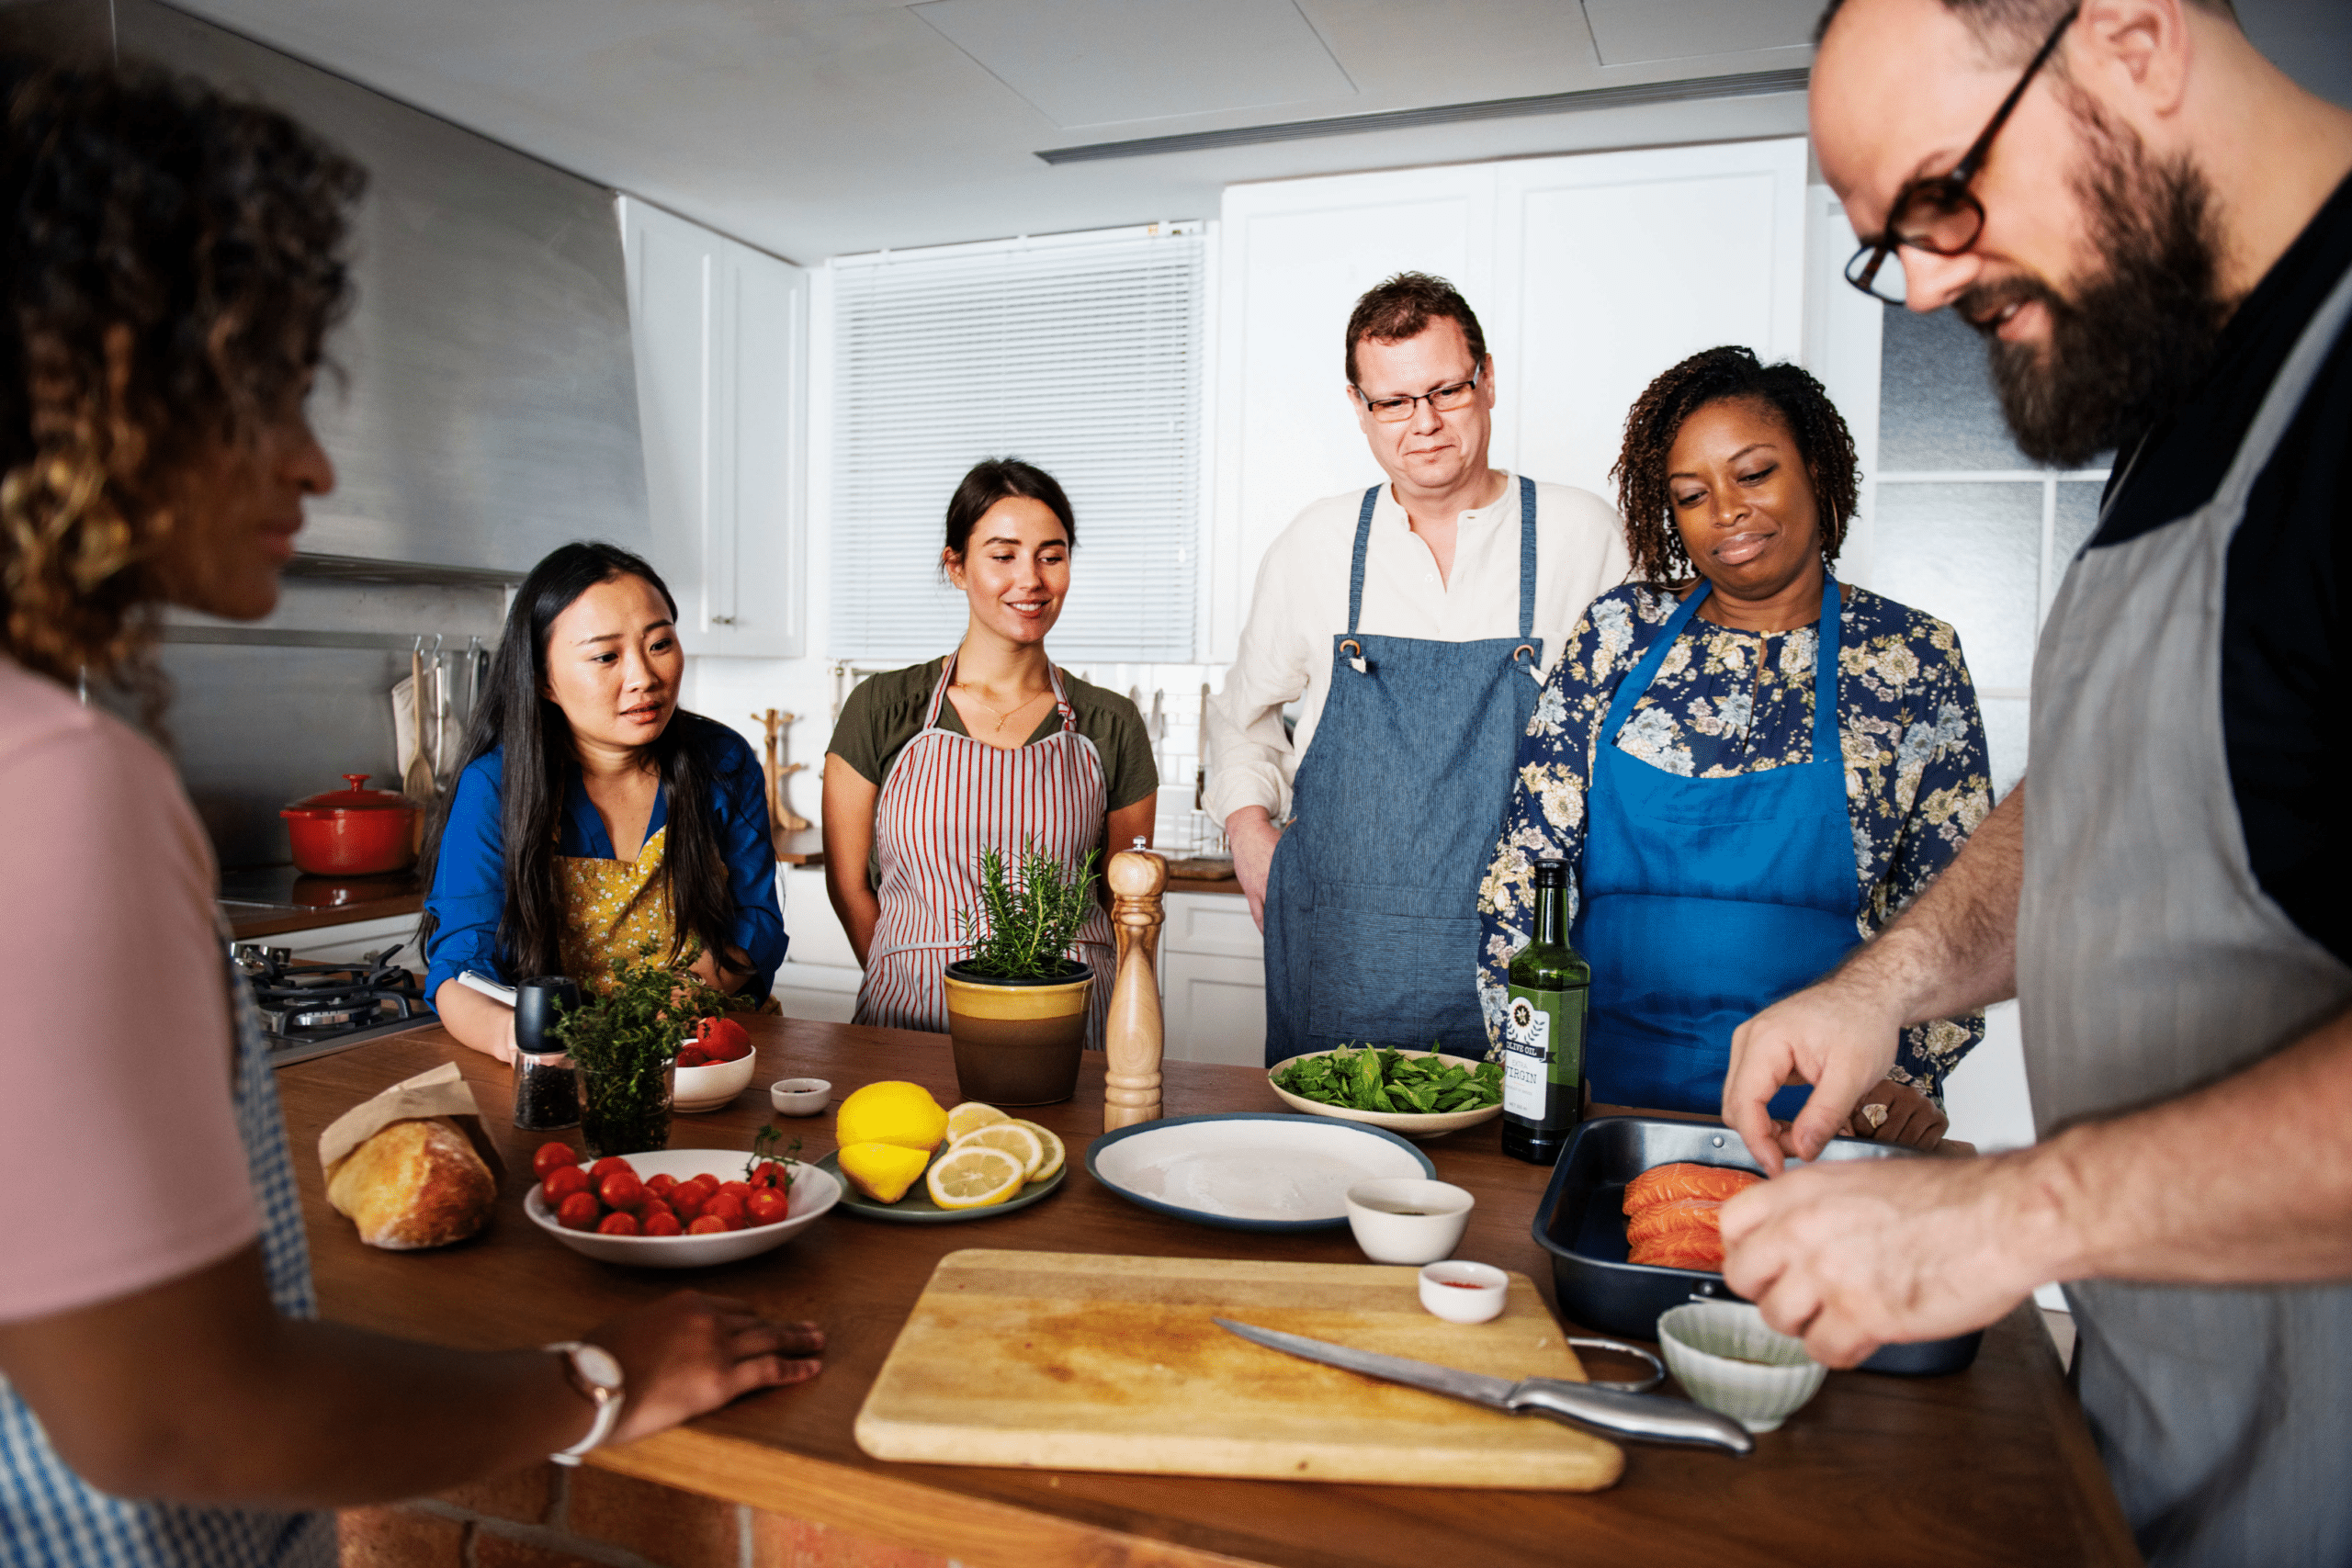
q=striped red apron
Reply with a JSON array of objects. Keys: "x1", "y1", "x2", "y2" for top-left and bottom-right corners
[{"x1": 854, "y1": 657, "x2": 1117, "y2": 1048}]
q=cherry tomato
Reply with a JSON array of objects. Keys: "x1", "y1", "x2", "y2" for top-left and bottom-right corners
[
  {"x1": 685, "y1": 1214, "x2": 729, "y2": 1235},
  {"x1": 677, "y1": 1175, "x2": 720, "y2": 1204},
  {"x1": 703, "y1": 1191, "x2": 747, "y2": 1226},
  {"x1": 556, "y1": 1191, "x2": 602, "y2": 1231},
  {"x1": 747, "y1": 1162, "x2": 782, "y2": 1190},
  {"x1": 718, "y1": 1180, "x2": 752, "y2": 1201},
  {"x1": 641, "y1": 1211, "x2": 683, "y2": 1237},
  {"x1": 598, "y1": 1171, "x2": 645, "y2": 1211},
  {"x1": 676, "y1": 1048, "x2": 710, "y2": 1068},
  {"x1": 693, "y1": 1016, "x2": 752, "y2": 1061},
  {"x1": 541, "y1": 1166, "x2": 591, "y2": 1204},
  {"x1": 643, "y1": 1173, "x2": 677, "y2": 1197},
  {"x1": 745, "y1": 1189, "x2": 790, "y2": 1226},
  {"x1": 669, "y1": 1192, "x2": 704, "y2": 1223},
  {"x1": 638, "y1": 1200, "x2": 676, "y2": 1229},
  {"x1": 531, "y1": 1142, "x2": 579, "y2": 1179},
  {"x1": 595, "y1": 1211, "x2": 640, "y2": 1236},
  {"x1": 588, "y1": 1156, "x2": 638, "y2": 1183}
]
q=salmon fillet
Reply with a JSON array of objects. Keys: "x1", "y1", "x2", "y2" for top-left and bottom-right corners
[
  {"x1": 1622, "y1": 1162, "x2": 1760, "y2": 1213},
  {"x1": 1624, "y1": 1197, "x2": 1722, "y2": 1247},
  {"x1": 1630, "y1": 1232, "x2": 1725, "y2": 1271}
]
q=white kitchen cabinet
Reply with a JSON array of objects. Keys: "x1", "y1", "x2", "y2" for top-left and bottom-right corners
[
  {"x1": 1159, "y1": 890, "x2": 1266, "y2": 1066},
  {"x1": 1210, "y1": 141, "x2": 1808, "y2": 660},
  {"x1": 618, "y1": 197, "x2": 808, "y2": 659}
]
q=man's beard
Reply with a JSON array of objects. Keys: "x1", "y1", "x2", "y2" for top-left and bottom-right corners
[{"x1": 1959, "y1": 104, "x2": 2229, "y2": 468}]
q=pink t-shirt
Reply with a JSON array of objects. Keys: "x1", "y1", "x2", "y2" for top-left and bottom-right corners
[{"x1": 0, "y1": 656, "x2": 259, "y2": 1324}]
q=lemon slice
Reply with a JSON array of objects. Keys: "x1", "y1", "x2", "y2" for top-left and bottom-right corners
[
  {"x1": 925, "y1": 1145, "x2": 1025, "y2": 1209},
  {"x1": 836, "y1": 1141, "x2": 932, "y2": 1203},
  {"x1": 945, "y1": 1101, "x2": 1010, "y2": 1142},
  {"x1": 952, "y1": 1122, "x2": 1044, "y2": 1180},
  {"x1": 1008, "y1": 1119, "x2": 1066, "y2": 1183}
]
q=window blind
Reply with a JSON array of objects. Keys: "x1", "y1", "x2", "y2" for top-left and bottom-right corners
[{"x1": 829, "y1": 226, "x2": 1205, "y2": 663}]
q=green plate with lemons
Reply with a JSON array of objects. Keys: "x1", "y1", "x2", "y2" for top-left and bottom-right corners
[{"x1": 815, "y1": 1148, "x2": 1064, "y2": 1224}]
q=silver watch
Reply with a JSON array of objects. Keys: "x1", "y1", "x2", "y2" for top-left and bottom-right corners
[{"x1": 544, "y1": 1340, "x2": 625, "y2": 1466}]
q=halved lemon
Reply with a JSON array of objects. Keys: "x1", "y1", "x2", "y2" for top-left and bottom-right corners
[
  {"x1": 924, "y1": 1145, "x2": 1025, "y2": 1210},
  {"x1": 945, "y1": 1101, "x2": 1010, "y2": 1142},
  {"x1": 952, "y1": 1122, "x2": 1044, "y2": 1180},
  {"x1": 1007, "y1": 1119, "x2": 1066, "y2": 1183},
  {"x1": 836, "y1": 1141, "x2": 932, "y2": 1204}
]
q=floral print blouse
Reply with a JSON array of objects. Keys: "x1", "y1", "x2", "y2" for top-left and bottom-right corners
[{"x1": 1476, "y1": 582, "x2": 1995, "y2": 1100}]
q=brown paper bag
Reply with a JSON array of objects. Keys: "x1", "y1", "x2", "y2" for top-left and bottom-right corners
[{"x1": 318, "y1": 1061, "x2": 505, "y2": 1182}]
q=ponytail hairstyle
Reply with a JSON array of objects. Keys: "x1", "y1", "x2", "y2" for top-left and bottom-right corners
[{"x1": 419, "y1": 542, "x2": 738, "y2": 985}]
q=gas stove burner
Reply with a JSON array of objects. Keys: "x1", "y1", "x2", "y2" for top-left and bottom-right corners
[{"x1": 236, "y1": 942, "x2": 434, "y2": 1063}]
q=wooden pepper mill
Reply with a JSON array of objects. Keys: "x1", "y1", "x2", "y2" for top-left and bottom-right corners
[{"x1": 1103, "y1": 845, "x2": 1168, "y2": 1132}]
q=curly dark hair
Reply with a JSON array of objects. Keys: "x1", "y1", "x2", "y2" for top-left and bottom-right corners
[
  {"x1": 1344, "y1": 272, "x2": 1487, "y2": 387},
  {"x1": 1611, "y1": 345, "x2": 1860, "y2": 587},
  {"x1": 0, "y1": 58, "x2": 363, "y2": 694}
]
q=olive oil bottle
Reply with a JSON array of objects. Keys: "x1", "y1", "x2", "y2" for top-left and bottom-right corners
[{"x1": 1500, "y1": 857, "x2": 1589, "y2": 1165}]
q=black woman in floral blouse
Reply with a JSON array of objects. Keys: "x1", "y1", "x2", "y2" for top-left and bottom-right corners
[{"x1": 1476, "y1": 347, "x2": 1992, "y2": 1146}]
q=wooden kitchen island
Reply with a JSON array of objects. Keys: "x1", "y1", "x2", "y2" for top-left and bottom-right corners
[{"x1": 277, "y1": 1016, "x2": 2140, "y2": 1568}]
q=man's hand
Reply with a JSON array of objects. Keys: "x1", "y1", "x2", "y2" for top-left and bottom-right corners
[
  {"x1": 588, "y1": 1292, "x2": 823, "y2": 1448},
  {"x1": 1226, "y1": 807, "x2": 1282, "y2": 931},
  {"x1": 1723, "y1": 975, "x2": 1905, "y2": 1174},
  {"x1": 1839, "y1": 1078, "x2": 1950, "y2": 1152},
  {"x1": 1718, "y1": 1156, "x2": 2052, "y2": 1367}
]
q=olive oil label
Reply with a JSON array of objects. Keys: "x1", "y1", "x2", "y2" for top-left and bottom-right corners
[{"x1": 1502, "y1": 991, "x2": 1553, "y2": 1120}]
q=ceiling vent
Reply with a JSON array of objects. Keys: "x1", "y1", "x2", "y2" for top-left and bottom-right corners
[{"x1": 1035, "y1": 66, "x2": 1809, "y2": 164}]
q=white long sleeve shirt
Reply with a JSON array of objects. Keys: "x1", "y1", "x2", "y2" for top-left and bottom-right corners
[{"x1": 1205, "y1": 472, "x2": 1630, "y2": 825}]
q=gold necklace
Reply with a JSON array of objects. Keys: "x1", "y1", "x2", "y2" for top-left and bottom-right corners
[{"x1": 954, "y1": 682, "x2": 1051, "y2": 734}]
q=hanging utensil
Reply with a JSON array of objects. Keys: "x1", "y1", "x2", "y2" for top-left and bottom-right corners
[{"x1": 401, "y1": 638, "x2": 435, "y2": 805}]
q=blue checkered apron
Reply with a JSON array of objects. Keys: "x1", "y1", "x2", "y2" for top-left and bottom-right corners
[{"x1": 0, "y1": 956, "x2": 334, "y2": 1567}]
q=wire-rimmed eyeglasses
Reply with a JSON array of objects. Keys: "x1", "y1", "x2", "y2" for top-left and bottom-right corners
[
  {"x1": 1844, "y1": 6, "x2": 2079, "y2": 305},
  {"x1": 1353, "y1": 364, "x2": 1483, "y2": 423}
]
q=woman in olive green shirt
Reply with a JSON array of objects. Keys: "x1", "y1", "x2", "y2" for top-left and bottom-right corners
[{"x1": 821, "y1": 458, "x2": 1157, "y2": 1043}]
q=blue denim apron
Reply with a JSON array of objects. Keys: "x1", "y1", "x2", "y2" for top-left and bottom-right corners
[
  {"x1": 1573, "y1": 575, "x2": 1855, "y2": 1118},
  {"x1": 1262, "y1": 478, "x2": 1542, "y2": 1066}
]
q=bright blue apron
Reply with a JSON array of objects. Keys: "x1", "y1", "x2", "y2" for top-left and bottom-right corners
[
  {"x1": 1263, "y1": 478, "x2": 1543, "y2": 1066},
  {"x1": 1574, "y1": 575, "x2": 1857, "y2": 1118}
]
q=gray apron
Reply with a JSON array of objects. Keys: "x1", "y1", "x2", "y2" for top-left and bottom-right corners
[
  {"x1": 1262, "y1": 477, "x2": 1542, "y2": 1066},
  {"x1": 2018, "y1": 259, "x2": 2352, "y2": 1567}
]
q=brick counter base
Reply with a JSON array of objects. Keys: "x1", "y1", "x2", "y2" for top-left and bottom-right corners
[{"x1": 340, "y1": 1464, "x2": 955, "y2": 1568}]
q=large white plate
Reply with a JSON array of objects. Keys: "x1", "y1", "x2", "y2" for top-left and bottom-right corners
[
  {"x1": 1086, "y1": 1112, "x2": 1434, "y2": 1231},
  {"x1": 525, "y1": 1148, "x2": 839, "y2": 1268}
]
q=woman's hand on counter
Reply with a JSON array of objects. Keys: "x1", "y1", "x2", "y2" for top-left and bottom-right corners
[
  {"x1": 587, "y1": 1292, "x2": 824, "y2": 1448},
  {"x1": 1839, "y1": 1079, "x2": 1949, "y2": 1151},
  {"x1": 433, "y1": 978, "x2": 518, "y2": 1065},
  {"x1": 1225, "y1": 807, "x2": 1281, "y2": 931}
]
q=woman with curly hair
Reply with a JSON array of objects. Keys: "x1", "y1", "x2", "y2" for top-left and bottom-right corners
[
  {"x1": 1476, "y1": 345, "x2": 1993, "y2": 1146},
  {"x1": 0, "y1": 60, "x2": 818, "y2": 1564}
]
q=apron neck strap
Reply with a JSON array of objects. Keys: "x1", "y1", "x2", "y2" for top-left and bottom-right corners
[
  {"x1": 924, "y1": 652, "x2": 1077, "y2": 734},
  {"x1": 1347, "y1": 486, "x2": 1378, "y2": 636},
  {"x1": 1347, "y1": 475, "x2": 1538, "y2": 643},
  {"x1": 1600, "y1": 574, "x2": 1843, "y2": 749}
]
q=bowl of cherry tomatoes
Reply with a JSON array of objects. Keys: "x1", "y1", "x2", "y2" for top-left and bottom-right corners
[
  {"x1": 673, "y1": 1016, "x2": 757, "y2": 1114},
  {"x1": 524, "y1": 1140, "x2": 840, "y2": 1268}
]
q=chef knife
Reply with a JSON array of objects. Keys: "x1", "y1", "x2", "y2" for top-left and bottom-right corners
[{"x1": 1213, "y1": 1318, "x2": 1754, "y2": 1455}]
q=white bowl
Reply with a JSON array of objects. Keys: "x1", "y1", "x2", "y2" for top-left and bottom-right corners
[
  {"x1": 1345, "y1": 1178, "x2": 1474, "y2": 1265},
  {"x1": 672, "y1": 1051, "x2": 757, "y2": 1113},
  {"x1": 1267, "y1": 1051, "x2": 1505, "y2": 1140},
  {"x1": 1419, "y1": 1260, "x2": 1509, "y2": 1323},
  {"x1": 770, "y1": 1077, "x2": 831, "y2": 1116},
  {"x1": 1656, "y1": 1301, "x2": 1826, "y2": 1433},
  {"x1": 525, "y1": 1148, "x2": 839, "y2": 1268}
]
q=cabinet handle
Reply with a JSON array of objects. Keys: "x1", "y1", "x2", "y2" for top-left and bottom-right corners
[{"x1": 709, "y1": 615, "x2": 737, "y2": 626}]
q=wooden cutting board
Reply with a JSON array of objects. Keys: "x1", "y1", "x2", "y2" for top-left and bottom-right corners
[{"x1": 854, "y1": 1249, "x2": 1623, "y2": 1490}]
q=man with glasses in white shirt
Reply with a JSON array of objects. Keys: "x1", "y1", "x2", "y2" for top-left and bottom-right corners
[{"x1": 1205, "y1": 273, "x2": 1626, "y2": 1067}]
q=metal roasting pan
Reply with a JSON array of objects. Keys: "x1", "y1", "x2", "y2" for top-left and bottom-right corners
[{"x1": 1532, "y1": 1116, "x2": 1984, "y2": 1377}]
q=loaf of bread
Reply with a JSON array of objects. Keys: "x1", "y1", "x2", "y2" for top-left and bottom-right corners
[{"x1": 325, "y1": 1116, "x2": 496, "y2": 1249}]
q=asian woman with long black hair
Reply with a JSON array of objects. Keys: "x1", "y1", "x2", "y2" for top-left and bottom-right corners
[{"x1": 421, "y1": 541, "x2": 786, "y2": 1062}]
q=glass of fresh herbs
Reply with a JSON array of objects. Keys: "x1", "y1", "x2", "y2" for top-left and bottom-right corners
[{"x1": 554, "y1": 947, "x2": 729, "y2": 1158}]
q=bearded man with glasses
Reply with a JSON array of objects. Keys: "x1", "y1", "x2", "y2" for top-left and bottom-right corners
[
  {"x1": 1712, "y1": 1, "x2": 2352, "y2": 1562},
  {"x1": 1205, "y1": 272, "x2": 1626, "y2": 1066}
]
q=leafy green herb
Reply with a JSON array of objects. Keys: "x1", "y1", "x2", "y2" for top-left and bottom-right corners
[
  {"x1": 1273, "y1": 1042, "x2": 1503, "y2": 1115},
  {"x1": 553, "y1": 945, "x2": 728, "y2": 1157},
  {"x1": 955, "y1": 839, "x2": 1100, "y2": 981},
  {"x1": 747, "y1": 1124, "x2": 801, "y2": 1188}
]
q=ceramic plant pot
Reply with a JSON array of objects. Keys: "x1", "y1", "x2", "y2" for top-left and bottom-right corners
[{"x1": 941, "y1": 960, "x2": 1091, "y2": 1106}]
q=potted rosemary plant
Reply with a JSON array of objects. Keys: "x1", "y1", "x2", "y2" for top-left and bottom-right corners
[
  {"x1": 553, "y1": 947, "x2": 728, "y2": 1157},
  {"x1": 942, "y1": 840, "x2": 1099, "y2": 1105}
]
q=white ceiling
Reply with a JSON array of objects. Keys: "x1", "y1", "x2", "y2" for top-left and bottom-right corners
[{"x1": 163, "y1": 0, "x2": 1815, "y2": 263}]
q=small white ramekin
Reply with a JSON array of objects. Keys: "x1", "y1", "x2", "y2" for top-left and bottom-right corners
[
  {"x1": 1656, "y1": 1301, "x2": 1826, "y2": 1433},
  {"x1": 769, "y1": 1077, "x2": 831, "y2": 1116},
  {"x1": 1344, "y1": 1178, "x2": 1474, "y2": 1265},
  {"x1": 1418, "y1": 1260, "x2": 1509, "y2": 1323}
]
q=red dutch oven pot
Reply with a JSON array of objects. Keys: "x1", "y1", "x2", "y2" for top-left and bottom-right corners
[{"x1": 281, "y1": 774, "x2": 421, "y2": 876}]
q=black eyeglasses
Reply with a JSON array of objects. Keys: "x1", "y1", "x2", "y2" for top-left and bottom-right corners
[
  {"x1": 1844, "y1": 6, "x2": 2078, "y2": 305},
  {"x1": 1352, "y1": 365, "x2": 1483, "y2": 423}
]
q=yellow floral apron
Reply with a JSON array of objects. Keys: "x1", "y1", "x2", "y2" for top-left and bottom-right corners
[{"x1": 557, "y1": 828, "x2": 694, "y2": 996}]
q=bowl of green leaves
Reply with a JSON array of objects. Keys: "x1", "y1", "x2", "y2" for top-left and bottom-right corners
[{"x1": 1267, "y1": 1044, "x2": 1506, "y2": 1140}]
